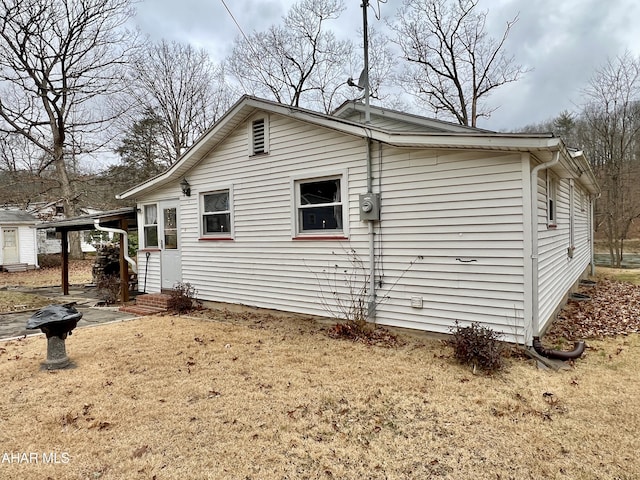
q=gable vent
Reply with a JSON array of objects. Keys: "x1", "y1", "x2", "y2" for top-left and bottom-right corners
[{"x1": 252, "y1": 118, "x2": 266, "y2": 154}]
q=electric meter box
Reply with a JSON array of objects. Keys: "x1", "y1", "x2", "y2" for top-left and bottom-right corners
[{"x1": 359, "y1": 193, "x2": 380, "y2": 221}]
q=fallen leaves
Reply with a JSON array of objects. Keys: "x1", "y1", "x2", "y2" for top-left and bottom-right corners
[
  {"x1": 547, "y1": 279, "x2": 640, "y2": 340},
  {"x1": 327, "y1": 321, "x2": 403, "y2": 347}
]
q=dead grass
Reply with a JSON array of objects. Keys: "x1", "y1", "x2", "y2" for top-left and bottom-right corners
[
  {"x1": 0, "y1": 309, "x2": 638, "y2": 480},
  {"x1": 596, "y1": 266, "x2": 640, "y2": 285},
  {"x1": 0, "y1": 259, "x2": 93, "y2": 289},
  {"x1": 0, "y1": 292, "x2": 54, "y2": 313},
  {"x1": 594, "y1": 238, "x2": 640, "y2": 254}
]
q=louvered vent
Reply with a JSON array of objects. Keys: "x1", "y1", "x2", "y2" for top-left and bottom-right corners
[{"x1": 252, "y1": 118, "x2": 265, "y2": 154}]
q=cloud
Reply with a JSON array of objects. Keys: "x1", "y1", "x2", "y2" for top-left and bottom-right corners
[
  {"x1": 483, "y1": 0, "x2": 639, "y2": 130},
  {"x1": 130, "y1": 0, "x2": 640, "y2": 131}
]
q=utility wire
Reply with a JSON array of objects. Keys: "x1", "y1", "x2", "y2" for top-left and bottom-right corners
[
  {"x1": 219, "y1": 0, "x2": 252, "y2": 46},
  {"x1": 218, "y1": 0, "x2": 270, "y2": 84}
]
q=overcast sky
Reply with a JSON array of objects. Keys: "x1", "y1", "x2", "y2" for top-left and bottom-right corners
[{"x1": 132, "y1": 0, "x2": 640, "y2": 131}]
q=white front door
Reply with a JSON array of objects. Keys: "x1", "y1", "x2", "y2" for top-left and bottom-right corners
[
  {"x1": 2, "y1": 228, "x2": 19, "y2": 264},
  {"x1": 160, "y1": 201, "x2": 181, "y2": 290}
]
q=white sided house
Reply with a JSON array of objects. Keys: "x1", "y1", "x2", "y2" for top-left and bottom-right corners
[
  {"x1": 118, "y1": 96, "x2": 600, "y2": 346},
  {"x1": 0, "y1": 210, "x2": 39, "y2": 271}
]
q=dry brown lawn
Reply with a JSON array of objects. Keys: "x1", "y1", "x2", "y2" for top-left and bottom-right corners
[
  {"x1": 0, "y1": 260, "x2": 93, "y2": 313},
  {"x1": 0, "y1": 308, "x2": 638, "y2": 480},
  {"x1": 0, "y1": 260, "x2": 94, "y2": 289},
  {"x1": 596, "y1": 266, "x2": 640, "y2": 285}
]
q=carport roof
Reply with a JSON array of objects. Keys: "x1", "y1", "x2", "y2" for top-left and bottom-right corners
[{"x1": 37, "y1": 207, "x2": 138, "y2": 232}]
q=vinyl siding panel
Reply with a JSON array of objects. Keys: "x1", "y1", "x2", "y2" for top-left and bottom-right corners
[
  {"x1": 19, "y1": 227, "x2": 37, "y2": 266},
  {"x1": 375, "y1": 148, "x2": 527, "y2": 343},
  {"x1": 537, "y1": 175, "x2": 593, "y2": 332},
  {"x1": 0, "y1": 225, "x2": 37, "y2": 266},
  {"x1": 137, "y1": 250, "x2": 161, "y2": 293},
  {"x1": 174, "y1": 113, "x2": 370, "y2": 318},
  {"x1": 133, "y1": 106, "x2": 596, "y2": 346}
]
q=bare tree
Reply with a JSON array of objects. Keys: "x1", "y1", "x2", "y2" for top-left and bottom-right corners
[
  {"x1": 580, "y1": 52, "x2": 640, "y2": 267},
  {"x1": 227, "y1": 0, "x2": 352, "y2": 113},
  {"x1": 0, "y1": 0, "x2": 139, "y2": 257},
  {"x1": 390, "y1": 0, "x2": 527, "y2": 127},
  {"x1": 345, "y1": 25, "x2": 399, "y2": 107},
  {"x1": 127, "y1": 40, "x2": 231, "y2": 164}
]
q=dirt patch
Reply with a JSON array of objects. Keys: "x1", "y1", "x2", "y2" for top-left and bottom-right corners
[{"x1": 0, "y1": 311, "x2": 638, "y2": 479}]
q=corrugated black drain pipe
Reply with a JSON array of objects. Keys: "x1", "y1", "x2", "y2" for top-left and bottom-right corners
[{"x1": 532, "y1": 337, "x2": 586, "y2": 360}]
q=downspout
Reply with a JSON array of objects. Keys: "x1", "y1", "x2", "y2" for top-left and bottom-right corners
[
  {"x1": 93, "y1": 219, "x2": 137, "y2": 274},
  {"x1": 530, "y1": 151, "x2": 560, "y2": 341},
  {"x1": 529, "y1": 150, "x2": 586, "y2": 360},
  {"x1": 590, "y1": 193, "x2": 601, "y2": 276}
]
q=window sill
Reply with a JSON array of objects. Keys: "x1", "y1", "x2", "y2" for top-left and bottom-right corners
[
  {"x1": 139, "y1": 248, "x2": 161, "y2": 252},
  {"x1": 547, "y1": 224, "x2": 557, "y2": 230},
  {"x1": 199, "y1": 237, "x2": 234, "y2": 241},
  {"x1": 293, "y1": 235, "x2": 348, "y2": 241},
  {"x1": 249, "y1": 152, "x2": 269, "y2": 158}
]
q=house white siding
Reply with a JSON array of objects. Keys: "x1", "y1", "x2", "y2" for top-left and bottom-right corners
[
  {"x1": 18, "y1": 226, "x2": 38, "y2": 266},
  {"x1": 138, "y1": 114, "x2": 371, "y2": 319},
  {"x1": 0, "y1": 225, "x2": 38, "y2": 267},
  {"x1": 375, "y1": 146, "x2": 527, "y2": 343},
  {"x1": 537, "y1": 174, "x2": 593, "y2": 332},
  {"x1": 136, "y1": 250, "x2": 161, "y2": 294},
  {"x1": 126, "y1": 97, "x2": 599, "y2": 345}
]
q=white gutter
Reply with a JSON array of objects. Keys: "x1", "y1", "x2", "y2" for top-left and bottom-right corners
[
  {"x1": 93, "y1": 219, "x2": 137, "y2": 274},
  {"x1": 530, "y1": 151, "x2": 560, "y2": 341}
]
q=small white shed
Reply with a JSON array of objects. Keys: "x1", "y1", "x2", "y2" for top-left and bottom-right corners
[
  {"x1": 0, "y1": 210, "x2": 39, "y2": 271},
  {"x1": 118, "y1": 96, "x2": 600, "y2": 346}
]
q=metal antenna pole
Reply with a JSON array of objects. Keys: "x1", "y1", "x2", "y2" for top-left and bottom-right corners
[{"x1": 362, "y1": 1, "x2": 370, "y2": 124}]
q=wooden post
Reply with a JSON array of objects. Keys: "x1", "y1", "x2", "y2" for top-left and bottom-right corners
[
  {"x1": 119, "y1": 219, "x2": 129, "y2": 303},
  {"x1": 61, "y1": 229, "x2": 69, "y2": 295}
]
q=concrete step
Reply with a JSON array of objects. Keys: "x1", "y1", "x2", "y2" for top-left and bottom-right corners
[
  {"x1": 2, "y1": 263, "x2": 29, "y2": 273},
  {"x1": 119, "y1": 305, "x2": 167, "y2": 316}
]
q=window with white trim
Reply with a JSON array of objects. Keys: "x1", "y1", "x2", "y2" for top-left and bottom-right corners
[
  {"x1": 295, "y1": 176, "x2": 344, "y2": 235},
  {"x1": 249, "y1": 116, "x2": 269, "y2": 156},
  {"x1": 547, "y1": 173, "x2": 557, "y2": 226},
  {"x1": 143, "y1": 204, "x2": 159, "y2": 248},
  {"x1": 201, "y1": 189, "x2": 232, "y2": 237}
]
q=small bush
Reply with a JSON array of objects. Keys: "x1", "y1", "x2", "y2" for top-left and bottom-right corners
[
  {"x1": 447, "y1": 321, "x2": 504, "y2": 373},
  {"x1": 167, "y1": 282, "x2": 198, "y2": 314},
  {"x1": 96, "y1": 274, "x2": 120, "y2": 305}
]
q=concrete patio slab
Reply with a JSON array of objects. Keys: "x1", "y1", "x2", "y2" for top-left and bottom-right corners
[{"x1": 0, "y1": 286, "x2": 137, "y2": 341}]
